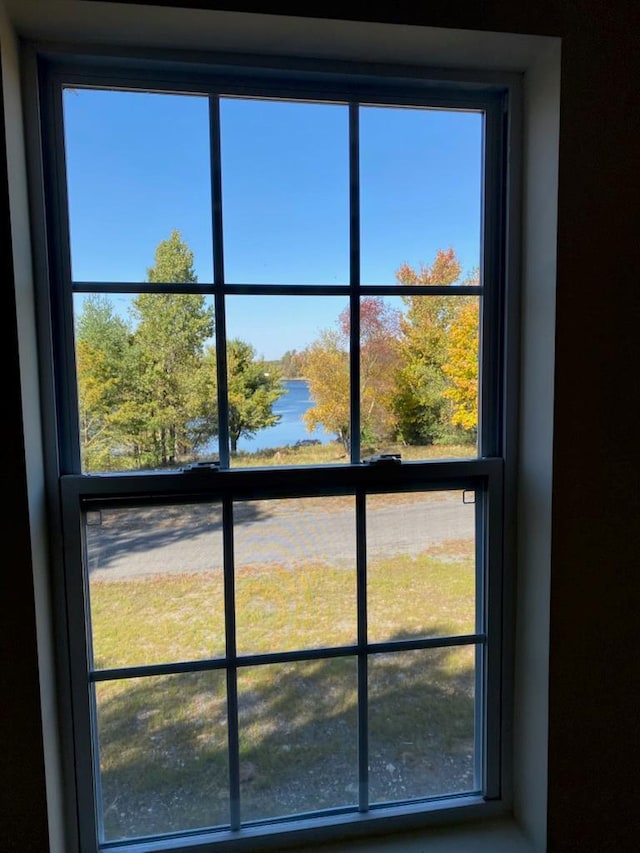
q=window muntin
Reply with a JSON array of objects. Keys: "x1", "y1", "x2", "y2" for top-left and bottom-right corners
[{"x1": 44, "y1": 57, "x2": 508, "y2": 852}]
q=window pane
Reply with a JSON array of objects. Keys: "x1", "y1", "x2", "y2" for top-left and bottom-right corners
[
  {"x1": 368, "y1": 647, "x2": 476, "y2": 804},
  {"x1": 359, "y1": 106, "x2": 482, "y2": 285},
  {"x1": 237, "y1": 659, "x2": 358, "y2": 821},
  {"x1": 359, "y1": 296, "x2": 479, "y2": 459},
  {"x1": 63, "y1": 89, "x2": 212, "y2": 282},
  {"x1": 95, "y1": 671, "x2": 228, "y2": 841},
  {"x1": 225, "y1": 296, "x2": 349, "y2": 466},
  {"x1": 234, "y1": 497, "x2": 356, "y2": 654},
  {"x1": 366, "y1": 490, "x2": 476, "y2": 643},
  {"x1": 220, "y1": 98, "x2": 349, "y2": 285},
  {"x1": 86, "y1": 504, "x2": 225, "y2": 668},
  {"x1": 73, "y1": 293, "x2": 218, "y2": 473}
]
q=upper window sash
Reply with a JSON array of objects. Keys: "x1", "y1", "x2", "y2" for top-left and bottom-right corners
[{"x1": 39, "y1": 55, "x2": 507, "y2": 475}]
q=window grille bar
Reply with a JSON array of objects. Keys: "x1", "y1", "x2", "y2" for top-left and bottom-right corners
[
  {"x1": 222, "y1": 497, "x2": 241, "y2": 829},
  {"x1": 71, "y1": 281, "x2": 483, "y2": 297},
  {"x1": 349, "y1": 102, "x2": 361, "y2": 465},
  {"x1": 210, "y1": 95, "x2": 231, "y2": 469},
  {"x1": 90, "y1": 660, "x2": 227, "y2": 682},
  {"x1": 475, "y1": 490, "x2": 486, "y2": 792},
  {"x1": 360, "y1": 285, "x2": 482, "y2": 296},
  {"x1": 356, "y1": 492, "x2": 369, "y2": 811},
  {"x1": 365, "y1": 634, "x2": 483, "y2": 655},
  {"x1": 88, "y1": 633, "x2": 486, "y2": 683}
]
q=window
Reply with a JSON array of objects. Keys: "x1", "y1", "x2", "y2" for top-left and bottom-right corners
[{"x1": 37, "y1": 50, "x2": 515, "y2": 852}]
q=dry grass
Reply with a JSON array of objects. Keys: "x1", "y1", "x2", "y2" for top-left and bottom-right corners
[
  {"x1": 229, "y1": 441, "x2": 476, "y2": 468},
  {"x1": 91, "y1": 547, "x2": 477, "y2": 840}
]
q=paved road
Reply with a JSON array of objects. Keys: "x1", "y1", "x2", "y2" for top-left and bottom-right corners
[{"x1": 87, "y1": 494, "x2": 475, "y2": 580}]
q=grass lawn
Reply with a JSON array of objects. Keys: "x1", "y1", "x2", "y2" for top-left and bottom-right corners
[
  {"x1": 229, "y1": 440, "x2": 477, "y2": 467},
  {"x1": 91, "y1": 545, "x2": 477, "y2": 840}
]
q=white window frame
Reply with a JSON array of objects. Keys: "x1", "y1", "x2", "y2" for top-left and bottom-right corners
[{"x1": 29, "y1": 40, "x2": 524, "y2": 853}]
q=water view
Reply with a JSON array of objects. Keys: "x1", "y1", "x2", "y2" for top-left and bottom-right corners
[{"x1": 236, "y1": 379, "x2": 331, "y2": 453}]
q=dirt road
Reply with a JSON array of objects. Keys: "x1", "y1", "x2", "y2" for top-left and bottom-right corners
[{"x1": 87, "y1": 493, "x2": 475, "y2": 579}]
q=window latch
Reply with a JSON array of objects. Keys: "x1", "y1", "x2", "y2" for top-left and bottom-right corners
[
  {"x1": 362, "y1": 453, "x2": 401, "y2": 465},
  {"x1": 180, "y1": 461, "x2": 220, "y2": 474}
]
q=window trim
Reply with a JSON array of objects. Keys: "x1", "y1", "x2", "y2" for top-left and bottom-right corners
[{"x1": 31, "y1": 44, "x2": 521, "y2": 853}]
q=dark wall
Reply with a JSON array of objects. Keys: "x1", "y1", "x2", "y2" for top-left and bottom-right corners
[{"x1": 3, "y1": 2, "x2": 640, "y2": 851}]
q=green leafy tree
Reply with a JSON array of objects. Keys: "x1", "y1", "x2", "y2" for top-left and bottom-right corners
[
  {"x1": 145, "y1": 229, "x2": 198, "y2": 283},
  {"x1": 75, "y1": 295, "x2": 135, "y2": 470},
  {"x1": 223, "y1": 339, "x2": 285, "y2": 453},
  {"x1": 131, "y1": 230, "x2": 215, "y2": 466}
]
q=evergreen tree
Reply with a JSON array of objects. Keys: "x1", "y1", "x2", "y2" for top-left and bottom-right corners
[
  {"x1": 132, "y1": 230, "x2": 215, "y2": 466},
  {"x1": 224, "y1": 339, "x2": 285, "y2": 453}
]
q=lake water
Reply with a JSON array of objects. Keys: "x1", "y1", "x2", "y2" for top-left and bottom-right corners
[{"x1": 236, "y1": 379, "x2": 332, "y2": 452}]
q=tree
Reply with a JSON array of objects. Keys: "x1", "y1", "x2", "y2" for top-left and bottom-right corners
[
  {"x1": 303, "y1": 329, "x2": 350, "y2": 449},
  {"x1": 443, "y1": 297, "x2": 479, "y2": 434},
  {"x1": 131, "y1": 230, "x2": 215, "y2": 466},
  {"x1": 280, "y1": 349, "x2": 306, "y2": 379},
  {"x1": 75, "y1": 295, "x2": 136, "y2": 470},
  {"x1": 394, "y1": 248, "x2": 467, "y2": 444},
  {"x1": 303, "y1": 297, "x2": 401, "y2": 451},
  {"x1": 223, "y1": 339, "x2": 285, "y2": 453},
  {"x1": 74, "y1": 234, "x2": 219, "y2": 470},
  {"x1": 358, "y1": 297, "x2": 402, "y2": 447},
  {"x1": 146, "y1": 229, "x2": 198, "y2": 283}
]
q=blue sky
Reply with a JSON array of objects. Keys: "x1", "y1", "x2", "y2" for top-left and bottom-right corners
[{"x1": 64, "y1": 88, "x2": 482, "y2": 360}]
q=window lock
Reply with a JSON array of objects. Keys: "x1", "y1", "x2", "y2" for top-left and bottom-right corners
[
  {"x1": 180, "y1": 461, "x2": 220, "y2": 474},
  {"x1": 362, "y1": 453, "x2": 402, "y2": 465}
]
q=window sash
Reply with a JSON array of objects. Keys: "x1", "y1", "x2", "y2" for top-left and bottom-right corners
[
  {"x1": 40, "y1": 60, "x2": 505, "y2": 473},
  {"x1": 60, "y1": 458, "x2": 504, "y2": 847}
]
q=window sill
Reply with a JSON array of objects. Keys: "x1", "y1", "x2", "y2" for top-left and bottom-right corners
[
  {"x1": 285, "y1": 817, "x2": 535, "y2": 853},
  {"x1": 100, "y1": 803, "x2": 529, "y2": 853}
]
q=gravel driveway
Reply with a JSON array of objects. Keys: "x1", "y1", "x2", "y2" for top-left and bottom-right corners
[{"x1": 86, "y1": 493, "x2": 475, "y2": 579}]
